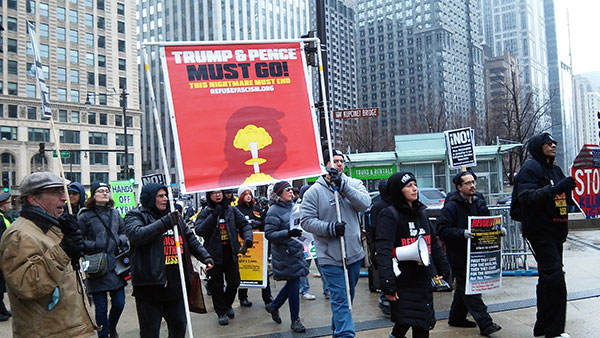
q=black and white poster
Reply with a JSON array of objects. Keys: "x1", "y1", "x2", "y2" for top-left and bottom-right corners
[{"x1": 444, "y1": 127, "x2": 477, "y2": 169}]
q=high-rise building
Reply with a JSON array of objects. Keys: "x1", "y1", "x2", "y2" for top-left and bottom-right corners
[
  {"x1": 544, "y1": 0, "x2": 576, "y2": 169},
  {"x1": 484, "y1": 50, "x2": 519, "y2": 143},
  {"x1": 137, "y1": 1, "x2": 311, "y2": 184},
  {"x1": 354, "y1": 0, "x2": 485, "y2": 147},
  {"x1": 573, "y1": 75, "x2": 600, "y2": 147},
  {"x1": 0, "y1": 0, "x2": 141, "y2": 196}
]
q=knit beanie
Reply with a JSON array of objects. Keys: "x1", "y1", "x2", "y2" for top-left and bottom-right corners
[
  {"x1": 272, "y1": 181, "x2": 291, "y2": 197},
  {"x1": 323, "y1": 148, "x2": 344, "y2": 165},
  {"x1": 90, "y1": 181, "x2": 109, "y2": 196}
]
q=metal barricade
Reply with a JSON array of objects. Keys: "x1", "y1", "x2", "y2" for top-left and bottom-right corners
[{"x1": 489, "y1": 205, "x2": 537, "y2": 276}]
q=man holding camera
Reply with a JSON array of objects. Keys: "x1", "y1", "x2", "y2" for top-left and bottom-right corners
[
  {"x1": 301, "y1": 149, "x2": 371, "y2": 338},
  {"x1": 0, "y1": 172, "x2": 95, "y2": 337}
]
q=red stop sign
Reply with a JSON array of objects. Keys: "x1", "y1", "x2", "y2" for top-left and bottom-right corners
[{"x1": 571, "y1": 144, "x2": 600, "y2": 219}]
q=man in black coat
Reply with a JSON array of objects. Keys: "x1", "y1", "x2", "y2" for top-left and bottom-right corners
[
  {"x1": 437, "y1": 171, "x2": 501, "y2": 337},
  {"x1": 124, "y1": 183, "x2": 214, "y2": 338},
  {"x1": 195, "y1": 190, "x2": 253, "y2": 325},
  {"x1": 515, "y1": 133, "x2": 575, "y2": 338}
]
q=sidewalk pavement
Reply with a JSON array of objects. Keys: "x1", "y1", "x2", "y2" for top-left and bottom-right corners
[{"x1": 0, "y1": 229, "x2": 599, "y2": 337}]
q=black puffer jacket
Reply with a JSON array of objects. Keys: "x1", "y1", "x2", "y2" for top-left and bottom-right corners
[
  {"x1": 236, "y1": 202, "x2": 264, "y2": 231},
  {"x1": 516, "y1": 133, "x2": 572, "y2": 242},
  {"x1": 436, "y1": 191, "x2": 490, "y2": 268},
  {"x1": 194, "y1": 193, "x2": 252, "y2": 265},
  {"x1": 265, "y1": 200, "x2": 309, "y2": 281},
  {"x1": 78, "y1": 204, "x2": 128, "y2": 293},
  {"x1": 124, "y1": 183, "x2": 211, "y2": 287},
  {"x1": 375, "y1": 200, "x2": 450, "y2": 329}
]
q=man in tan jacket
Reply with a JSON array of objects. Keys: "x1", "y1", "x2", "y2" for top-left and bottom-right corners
[{"x1": 0, "y1": 172, "x2": 96, "y2": 338}]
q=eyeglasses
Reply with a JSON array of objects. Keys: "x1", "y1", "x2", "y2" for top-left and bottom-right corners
[
  {"x1": 462, "y1": 180, "x2": 477, "y2": 186},
  {"x1": 95, "y1": 188, "x2": 110, "y2": 194},
  {"x1": 284, "y1": 187, "x2": 292, "y2": 192}
]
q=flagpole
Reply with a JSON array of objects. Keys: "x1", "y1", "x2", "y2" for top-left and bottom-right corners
[
  {"x1": 314, "y1": 38, "x2": 352, "y2": 310},
  {"x1": 142, "y1": 46, "x2": 194, "y2": 338}
]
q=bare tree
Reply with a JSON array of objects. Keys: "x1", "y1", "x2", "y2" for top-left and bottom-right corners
[
  {"x1": 337, "y1": 117, "x2": 395, "y2": 153},
  {"x1": 409, "y1": 103, "x2": 454, "y2": 133}
]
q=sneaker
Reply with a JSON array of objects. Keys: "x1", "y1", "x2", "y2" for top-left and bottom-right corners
[
  {"x1": 218, "y1": 315, "x2": 229, "y2": 325},
  {"x1": 302, "y1": 292, "x2": 316, "y2": 300},
  {"x1": 225, "y1": 307, "x2": 235, "y2": 319},
  {"x1": 240, "y1": 298, "x2": 253, "y2": 307},
  {"x1": 265, "y1": 303, "x2": 282, "y2": 324},
  {"x1": 553, "y1": 334, "x2": 570, "y2": 338},
  {"x1": 290, "y1": 318, "x2": 306, "y2": 333},
  {"x1": 480, "y1": 323, "x2": 502, "y2": 336},
  {"x1": 448, "y1": 318, "x2": 477, "y2": 328}
]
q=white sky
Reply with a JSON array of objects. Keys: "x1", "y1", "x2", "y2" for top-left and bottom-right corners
[{"x1": 567, "y1": 0, "x2": 600, "y2": 75}]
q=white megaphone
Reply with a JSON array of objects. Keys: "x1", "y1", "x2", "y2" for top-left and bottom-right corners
[{"x1": 393, "y1": 235, "x2": 430, "y2": 267}]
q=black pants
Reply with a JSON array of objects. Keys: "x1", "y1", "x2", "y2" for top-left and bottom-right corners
[
  {"x1": 134, "y1": 297, "x2": 186, "y2": 338},
  {"x1": 528, "y1": 238, "x2": 566, "y2": 337},
  {"x1": 207, "y1": 254, "x2": 240, "y2": 316},
  {"x1": 449, "y1": 268, "x2": 493, "y2": 331},
  {"x1": 238, "y1": 275, "x2": 272, "y2": 304},
  {"x1": 392, "y1": 323, "x2": 429, "y2": 338}
]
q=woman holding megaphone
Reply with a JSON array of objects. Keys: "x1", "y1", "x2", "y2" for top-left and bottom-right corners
[{"x1": 375, "y1": 172, "x2": 451, "y2": 338}]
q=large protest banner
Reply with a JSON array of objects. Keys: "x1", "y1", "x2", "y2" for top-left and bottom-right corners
[
  {"x1": 110, "y1": 181, "x2": 136, "y2": 218},
  {"x1": 466, "y1": 215, "x2": 503, "y2": 295},
  {"x1": 238, "y1": 232, "x2": 268, "y2": 288},
  {"x1": 160, "y1": 42, "x2": 324, "y2": 193}
]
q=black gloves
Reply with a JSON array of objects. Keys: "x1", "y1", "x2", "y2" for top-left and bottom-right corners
[
  {"x1": 332, "y1": 221, "x2": 346, "y2": 237},
  {"x1": 288, "y1": 228, "x2": 302, "y2": 237},
  {"x1": 58, "y1": 214, "x2": 79, "y2": 234},
  {"x1": 160, "y1": 211, "x2": 180, "y2": 230},
  {"x1": 245, "y1": 239, "x2": 254, "y2": 249},
  {"x1": 551, "y1": 177, "x2": 576, "y2": 195},
  {"x1": 204, "y1": 257, "x2": 214, "y2": 266},
  {"x1": 327, "y1": 168, "x2": 342, "y2": 188},
  {"x1": 60, "y1": 229, "x2": 83, "y2": 261},
  {"x1": 212, "y1": 205, "x2": 225, "y2": 217}
]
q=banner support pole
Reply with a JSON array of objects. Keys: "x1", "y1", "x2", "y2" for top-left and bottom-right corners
[
  {"x1": 142, "y1": 46, "x2": 194, "y2": 338},
  {"x1": 314, "y1": 38, "x2": 352, "y2": 311}
]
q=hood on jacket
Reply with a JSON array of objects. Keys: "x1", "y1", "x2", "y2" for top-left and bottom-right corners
[
  {"x1": 140, "y1": 182, "x2": 168, "y2": 214},
  {"x1": 378, "y1": 179, "x2": 389, "y2": 201},
  {"x1": 386, "y1": 172, "x2": 421, "y2": 212},
  {"x1": 528, "y1": 132, "x2": 555, "y2": 166},
  {"x1": 67, "y1": 182, "x2": 86, "y2": 209},
  {"x1": 206, "y1": 191, "x2": 230, "y2": 209}
]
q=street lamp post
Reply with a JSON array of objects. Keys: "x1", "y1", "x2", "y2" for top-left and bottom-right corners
[{"x1": 85, "y1": 88, "x2": 130, "y2": 180}]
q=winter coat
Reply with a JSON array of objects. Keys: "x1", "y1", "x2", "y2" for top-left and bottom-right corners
[
  {"x1": 194, "y1": 200, "x2": 253, "y2": 265},
  {"x1": 265, "y1": 200, "x2": 309, "y2": 281},
  {"x1": 236, "y1": 202, "x2": 264, "y2": 231},
  {"x1": 516, "y1": 133, "x2": 573, "y2": 242},
  {"x1": 436, "y1": 192, "x2": 490, "y2": 269},
  {"x1": 375, "y1": 201, "x2": 450, "y2": 329},
  {"x1": 300, "y1": 174, "x2": 370, "y2": 266},
  {"x1": 0, "y1": 209, "x2": 95, "y2": 338},
  {"x1": 124, "y1": 183, "x2": 211, "y2": 288},
  {"x1": 0, "y1": 211, "x2": 9, "y2": 293},
  {"x1": 78, "y1": 205, "x2": 128, "y2": 293}
]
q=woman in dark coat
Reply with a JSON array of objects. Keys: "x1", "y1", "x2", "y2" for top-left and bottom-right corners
[
  {"x1": 78, "y1": 182, "x2": 128, "y2": 338},
  {"x1": 375, "y1": 172, "x2": 451, "y2": 338},
  {"x1": 264, "y1": 181, "x2": 309, "y2": 333}
]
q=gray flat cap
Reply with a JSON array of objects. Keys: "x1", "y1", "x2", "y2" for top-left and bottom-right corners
[
  {"x1": 0, "y1": 192, "x2": 10, "y2": 203},
  {"x1": 20, "y1": 172, "x2": 65, "y2": 195}
]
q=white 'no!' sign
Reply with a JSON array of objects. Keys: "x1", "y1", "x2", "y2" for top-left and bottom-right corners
[{"x1": 444, "y1": 127, "x2": 477, "y2": 169}]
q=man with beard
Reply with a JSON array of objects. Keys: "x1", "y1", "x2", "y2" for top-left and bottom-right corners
[{"x1": 436, "y1": 171, "x2": 501, "y2": 337}]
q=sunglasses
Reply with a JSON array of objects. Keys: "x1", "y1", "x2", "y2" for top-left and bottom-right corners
[
  {"x1": 544, "y1": 140, "x2": 557, "y2": 146},
  {"x1": 284, "y1": 187, "x2": 292, "y2": 192}
]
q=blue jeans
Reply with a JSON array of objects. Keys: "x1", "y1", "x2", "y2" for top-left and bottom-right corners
[
  {"x1": 300, "y1": 258, "x2": 330, "y2": 295},
  {"x1": 320, "y1": 260, "x2": 362, "y2": 338},
  {"x1": 92, "y1": 287, "x2": 126, "y2": 338},
  {"x1": 272, "y1": 278, "x2": 301, "y2": 322}
]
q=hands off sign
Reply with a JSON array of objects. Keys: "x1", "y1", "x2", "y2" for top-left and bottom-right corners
[
  {"x1": 444, "y1": 127, "x2": 476, "y2": 169},
  {"x1": 571, "y1": 144, "x2": 600, "y2": 219},
  {"x1": 110, "y1": 181, "x2": 136, "y2": 218}
]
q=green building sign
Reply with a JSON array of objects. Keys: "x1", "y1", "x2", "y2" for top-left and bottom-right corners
[{"x1": 350, "y1": 165, "x2": 397, "y2": 179}]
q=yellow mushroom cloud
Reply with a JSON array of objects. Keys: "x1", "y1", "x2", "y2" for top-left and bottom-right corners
[{"x1": 233, "y1": 125, "x2": 272, "y2": 151}]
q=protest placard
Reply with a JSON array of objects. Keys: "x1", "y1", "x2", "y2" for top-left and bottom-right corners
[
  {"x1": 238, "y1": 232, "x2": 268, "y2": 288},
  {"x1": 466, "y1": 215, "x2": 503, "y2": 294},
  {"x1": 110, "y1": 181, "x2": 136, "y2": 218}
]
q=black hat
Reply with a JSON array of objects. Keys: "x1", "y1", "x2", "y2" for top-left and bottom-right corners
[
  {"x1": 273, "y1": 181, "x2": 291, "y2": 197},
  {"x1": 397, "y1": 172, "x2": 416, "y2": 190},
  {"x1": 542, "y1": 133, "x2": 557, "y2": 145},
  {"x1": 90, "y1": 181, "x2": 109, "y2": 196},
  {"x1": 323, "y1": 149, "x2": 344, "y2": 165},
  {"x1": 452, "y1": 170, "x2": 477, "y2": 188},
  {"x1": 0, "y1": 192, "x2": 10, "y2": 204}
]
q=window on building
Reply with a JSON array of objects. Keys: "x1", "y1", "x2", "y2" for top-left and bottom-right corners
[
  {"x1": 117, "y1": 3, "x2": 125, "y2": 15},
  {"x1": 65, "y1": 171, "x2": 82, "y2": 182},
  {"x1": 0, "y1": 126, "x2": 17, "y2": 140},
  {"x1": 27, "y1": 63, "x2": 36, "y2": 77},
  {"x1": 86, "y1": 52, "x2": 94, "y2": 66},
  {"x1": 57, "y1": 67, "x2": 66, "y2": 82},
  {"x1": 87, "y1": 72, "x2": 95, "y2": 85},
  {"x1": 7, "y1": 0, "x2": 17, "y2": 9},
  {"x1": 57, "y1": 47, "x2": 66, "y2": 61},
  {"x1": 116, "y1": 133, "x2": 133, "y2": 146},
  {"x1": 85, "y1": 13, "x2": 93, "y2": 27},
  {"x1": 126, "y1": 116, "x2": 133, "y2": 128},
  {"x1": 118, "y1": 40, "x2": 126, "y2": 53},
  {"x1": 40, "y1": 44, "x2": 49, "y2": 58},
  {"x1": 57, "y1": 7, "x2": 66, "y2": 21},
  {"x1": 70, "y1": 30, "x2": 78, "y2": 44},
  {"x1": 7, "y1": 17, "x2": 17, "y2": 32},
  {"x1": 118, "y1": 59, "x2": 126, "y2": 71},
  {"x1": 85, "y1": 0, "x2": 93, "y2": 8},
  {"x1": 99, "y1": 94, "x2": 107, "y2": 105},
  {"x1": 7, "y1": 39, "x2": 17, "y2": 53},
  {"x1": 62, "y1": 152, "x2": 81, "y2": 165},
  {"x1": 89, "y1": 132, "x2": 107, "y2": 145},
  {"x1": 115, "y1": 115, "x2": 122, "y2": 126},
  {"x1": 57, "y1": 27, "x2": 66, "y2": 41},
  {"x1": 98, "y1": 55, "x2": 106, "y2": 67},
  {"x1": 118, "y1": 21, "x2": 125, "y2": 34},
  {"x1": 69, "y1": 9, "x2": 78, "y2": 24},
  {"x1": 57, "y1": 88, "x2": 67, "y2": 101},
  {"x1": 27, "y1": 107, "x2": 37, "y2": 120},
  {"x1": 70, "y1": 70, "x2": 79, "y2": 83},
  {"x1": 97, "y1": 0, "x2": 105, "y2": 10},
  {"x1": 99, "y1": 113, "x2": 107, "y2": 125},
  {"x1": 7, "y1": 60, "x2": 17, "y2": 75},
  {"x1": 60, "y1": 130, "x2": 80, "y2": 144},
  {"x1": 27, "y1": 0, "x2": 36, "y2": 14},
  {"x1": 97, "y1": 17, "x2": 105, "y2": 29},
  {"x1": 70, "y1": 50, "x2": 79, "y2": 63},
  {"x1": 26, "y1": 84, "x2": 36, "y2": 98},
  {"x1": 40, "y1": 23, "x2": 49, "y2": 38},
  {"x1": 71, "y1": 111, "x2": 80, "y2": 123},
  {"x1": 116, "y1": 153, "x2": 134, "y2": 166},
  {"x1": 90, "y1": 172, "x2": 108, "y2": 183},
  {"x1": 8, "y1": 105, "x2": 17, "y2": 118},
  {"x1": 86, "y1": 33, "x2": 94, "y2": 46},
  {"x1": 59, "y1": 109, "x2": 68, "y2": 122},
  {"x1": 70, "y1": 90, "x2": 79, "y2": 103},
  {"x1": 119, "y1": 77, "x2": 127, "y2": 89},
  {"x1": 97, "y1": 36, "x2": 105, "y2": 48},
  {"x1": 28, "y1": 128, "x2": 50, "y2": 142},
  {"x1": 99, "y1": 74, "x2": 106, "y2": 87},
  {"x1": 7, "y1": 82, "x2": 17, "y2": 95},
  {"x1": 39, "y1": 3, "x2": 49, "y2": 17},
  {"x1": 88, "y1": 112, "x2": 96, "y2": 125}
]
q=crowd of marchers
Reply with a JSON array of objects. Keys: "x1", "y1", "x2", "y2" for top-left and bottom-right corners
[{"x1": 0, "y1": 131, "x2": 576, "y2": 338}]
